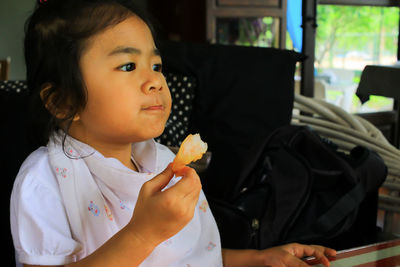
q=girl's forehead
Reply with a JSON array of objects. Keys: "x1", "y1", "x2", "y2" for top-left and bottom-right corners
[
  {"x1": 94, "y1": 16, "x2": 147, "y2": 39},
  {"x1": 81, "y1": 16, "x2": 156, "y2": 60},
  {"x1": 84, "y1": 16, "x2": 154, "y2": 53}
]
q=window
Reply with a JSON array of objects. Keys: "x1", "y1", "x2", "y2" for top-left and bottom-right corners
[
  {"x1": 206, "y1": 0, "x2": 288, "y2": 49},
  {"x1": 216, "y1": 17, "x2": 281, "y2": 47},
  {"x1": 315, "y1": 4, "x2": 399, "y2": 113}
]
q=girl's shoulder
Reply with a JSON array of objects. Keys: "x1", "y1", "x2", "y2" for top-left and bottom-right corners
[
  {"x1": 19, "y1": 146, "x2": 49, "y2": 168},
  {"x1": 10, "y1": 147, "x2": 79, "y2": 265},
  {"x1": 16, "y1": 146, "x2": 51, "y2": 178},
  {"x1": 12, "y1": 146, "x2": 59, "y2": 198}
]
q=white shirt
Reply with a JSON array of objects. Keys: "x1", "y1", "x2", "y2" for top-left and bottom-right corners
[{"x1": 10, "y1": 137, "x2": 223, "y2": 266}]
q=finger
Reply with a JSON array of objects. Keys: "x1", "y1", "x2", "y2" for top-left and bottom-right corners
[
  {"x1": 285, "y1": 255, "x2": 310, "y2": 267},
  {"x1": 301, "y1": 246, "x2": 330, "y2": 267},
  {"x1": 171, "y1": 162, "x2": 186, "y2": 173},
  {"x1": 307, "y1": 245, "x2": 336, "y2": 259},
  {"x1": 145, "y1": 164, "x2": 175, "y2": 193},
  {"x1": 165, "y1": 167, "x2": 202, "y2": 198},
  {"x1": 183, "y1": 182, "x2": 202, "y2": 208},
  {"x1": 174, "y1": 166, "x2": 191, "y2": 177},
  {"x1": 310, "y1": 245, "x2": 336, "y2": 267},
  {"x1": 323, "y1": 247, "x2": 337, "y2": 257},
  {"x1": 180, "y1": 168, "x2": 202, "y2": 199},
  {"x1": 184, "y1": 189, "x2": 203, "y2": 217}
]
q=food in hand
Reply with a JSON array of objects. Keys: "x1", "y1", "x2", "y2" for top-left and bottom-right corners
[{"x1": 172, "y1": 134, "x2": 208, "y2": 172}]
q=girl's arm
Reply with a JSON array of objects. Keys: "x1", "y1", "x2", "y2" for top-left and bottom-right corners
[
  {"x1": 222, "y1": 249, "x2": 263, "y2": 267},
  {"x1": 66, "y1": 226, "x2": 156, "y2": 266},
  {"x1": 222, "y1": 244, "x2": 336, "y2": 267},
  {"x1": 23, "y1": 165, "x2": 202, "y2": 267},
  {"x1": 23, "y1": 226, "x2": 153, "y2": 267},
  {"x1": 23, "y1": 227, "x2": 154, "y2": 267}
]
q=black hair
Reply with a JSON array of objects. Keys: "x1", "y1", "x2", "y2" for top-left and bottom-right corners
[{"x1": 24, "y1": 0, "x2": 156, "y2": 148}]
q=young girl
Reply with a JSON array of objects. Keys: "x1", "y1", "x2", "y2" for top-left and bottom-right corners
[{"x1": 10, "y1": 0, "x2": 336, "y2": 266}]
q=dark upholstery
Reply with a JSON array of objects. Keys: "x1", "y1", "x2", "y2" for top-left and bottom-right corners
[
  {"x1": 157, "y1": 42, "x2": 384, "y2": 251},
  {"x1": 155, "y1": 72, "x2": 196, "y2": 146},
  {"x1": 159, "y1": 41, "x2": 303, "y2": 200},
  {"x1": 1, "y1": 80, "x2": 31, "y2": 266}
]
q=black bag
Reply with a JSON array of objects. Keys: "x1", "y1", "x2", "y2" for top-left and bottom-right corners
[{"x1": 208, "y1": 125, "x2": 387, "y2": 250}]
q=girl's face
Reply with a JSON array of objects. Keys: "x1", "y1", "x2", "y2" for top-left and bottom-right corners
[{"x1": 69, "y1": 16, "x2": 171, "y2": 147}]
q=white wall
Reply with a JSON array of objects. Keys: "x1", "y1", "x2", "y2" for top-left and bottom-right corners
[
  {"x1": 0, "y1": 0, "x2": 35, "y2": 80},
  {"x1": 0, "y1": 0, "x2": 147, "y2": 80}
]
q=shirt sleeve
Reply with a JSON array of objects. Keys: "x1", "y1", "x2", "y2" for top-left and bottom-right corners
[{"x1": 10, "y1": 149, "x2": 81, "y2": 265}]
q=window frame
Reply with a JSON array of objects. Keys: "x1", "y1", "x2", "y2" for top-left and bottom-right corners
[{"x1": 319, "y1": 0, "x2": 399, "y2": 7}]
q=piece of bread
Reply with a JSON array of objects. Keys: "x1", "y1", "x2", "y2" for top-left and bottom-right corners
[{"x1": 172, "y1": 134, "x2": 208, "y2": 172}]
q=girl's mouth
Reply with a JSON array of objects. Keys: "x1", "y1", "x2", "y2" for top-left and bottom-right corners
[{"x1": 143, "y1": 105, "x2": 164, "y2": 111}]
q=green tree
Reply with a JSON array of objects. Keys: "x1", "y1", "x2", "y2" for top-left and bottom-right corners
[{"x1": 316, "y1": 5, "x2": 398, "y2": 68}]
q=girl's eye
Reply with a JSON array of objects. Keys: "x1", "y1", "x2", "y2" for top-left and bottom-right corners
[
  {"x1": 119, "y1": 63, "x2": 136, "y2": 72},
  {"x1": 152, "y1": 64, "x2": 162, "y2": 72}
]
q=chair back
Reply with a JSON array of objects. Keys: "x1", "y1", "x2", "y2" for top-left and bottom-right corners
[
  {"x1": 0, "y1": 57, "x2": 11, "y2": 80},
  {"x1": 356, "y1": 65, "x2": 400, "y2": 147},
  {"x1": 1, "y1": 80, "x2": 32, "y2": 266}
]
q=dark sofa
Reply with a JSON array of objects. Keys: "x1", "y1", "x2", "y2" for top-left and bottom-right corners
[
  {"x1": 158, "y1": 41, "x2": 302, "y2": 200},
  {"x1": 158, "y1": 41, "x2": 384, "y2": 251}
]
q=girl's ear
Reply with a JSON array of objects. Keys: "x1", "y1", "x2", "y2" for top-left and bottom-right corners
[
  {"x1": 72, "y1": 113, "x2": 80, "y2": 121},
  {"x1": 40, "y1": 84, "x2": 76, "y2": 120},
  {"x1": 40, "y1": 84, "x2": 57, "y2": 115}
]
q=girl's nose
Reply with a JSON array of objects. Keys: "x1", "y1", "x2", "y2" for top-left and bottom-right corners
[{"x1": 142, "y1": 72, "x2": 163, "y2": 94}]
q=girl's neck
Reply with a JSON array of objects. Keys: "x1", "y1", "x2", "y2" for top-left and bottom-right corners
[
  {"x1": 67, "y1": 125, "x2": 138, "y2": 171},
  {"x1": 70, "y1": 134, "x2": 137, "y2": 171},
  {"x1": 96, "y1": 144, "x2": 137, "y2": 172}
]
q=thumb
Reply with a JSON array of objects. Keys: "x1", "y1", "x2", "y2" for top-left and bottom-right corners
[{"x1": 146, "y1": 163, "x2": 175, "y2": 193}]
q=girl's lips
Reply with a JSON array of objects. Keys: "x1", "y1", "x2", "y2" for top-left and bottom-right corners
[{"x1": 143, "y1": 105, "x2": 164, "y2": 111}]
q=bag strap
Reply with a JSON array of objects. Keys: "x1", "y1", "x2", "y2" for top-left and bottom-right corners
[{"x1": 314, "y1": 182, "x2": 365, "y2": 233}]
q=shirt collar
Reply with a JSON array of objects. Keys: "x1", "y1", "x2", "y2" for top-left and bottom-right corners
[{"x1": 51, "y1": 131, "x2": 159, "y2": 174}]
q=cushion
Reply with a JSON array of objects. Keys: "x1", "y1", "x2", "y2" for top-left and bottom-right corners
[
  {"x1": 1, "y1": 80, "x2": 31, "y2": 266},
  {"x1": 155, "y1": 72, "x2": 196, "y2": 147},
  {"x1": 0, "y1": 80, "x2": 28, "y2": 94}
]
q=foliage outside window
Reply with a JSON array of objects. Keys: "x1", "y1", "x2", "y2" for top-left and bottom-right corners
[
  {"x1": 315, "y1": 5, "x2": 399, "y2": 113},
  {"x1": 217, "y1": 17, "x2": 280, "y2": 48}
]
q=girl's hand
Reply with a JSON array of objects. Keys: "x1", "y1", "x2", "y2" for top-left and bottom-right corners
[
  {"x1": 258, "y1": 243, "x2": 336, "y2": 267},
  {"x1": 127, "y1": 164, "x2": 202, "y2": 250}
]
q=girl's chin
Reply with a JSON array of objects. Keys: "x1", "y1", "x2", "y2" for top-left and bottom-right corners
[
  {"x1": 141, "y1": 124, "x2": 167, "y2": 141},
  {"x1": 153, "y1": 127, "x2": 167, "y2": 139}
]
